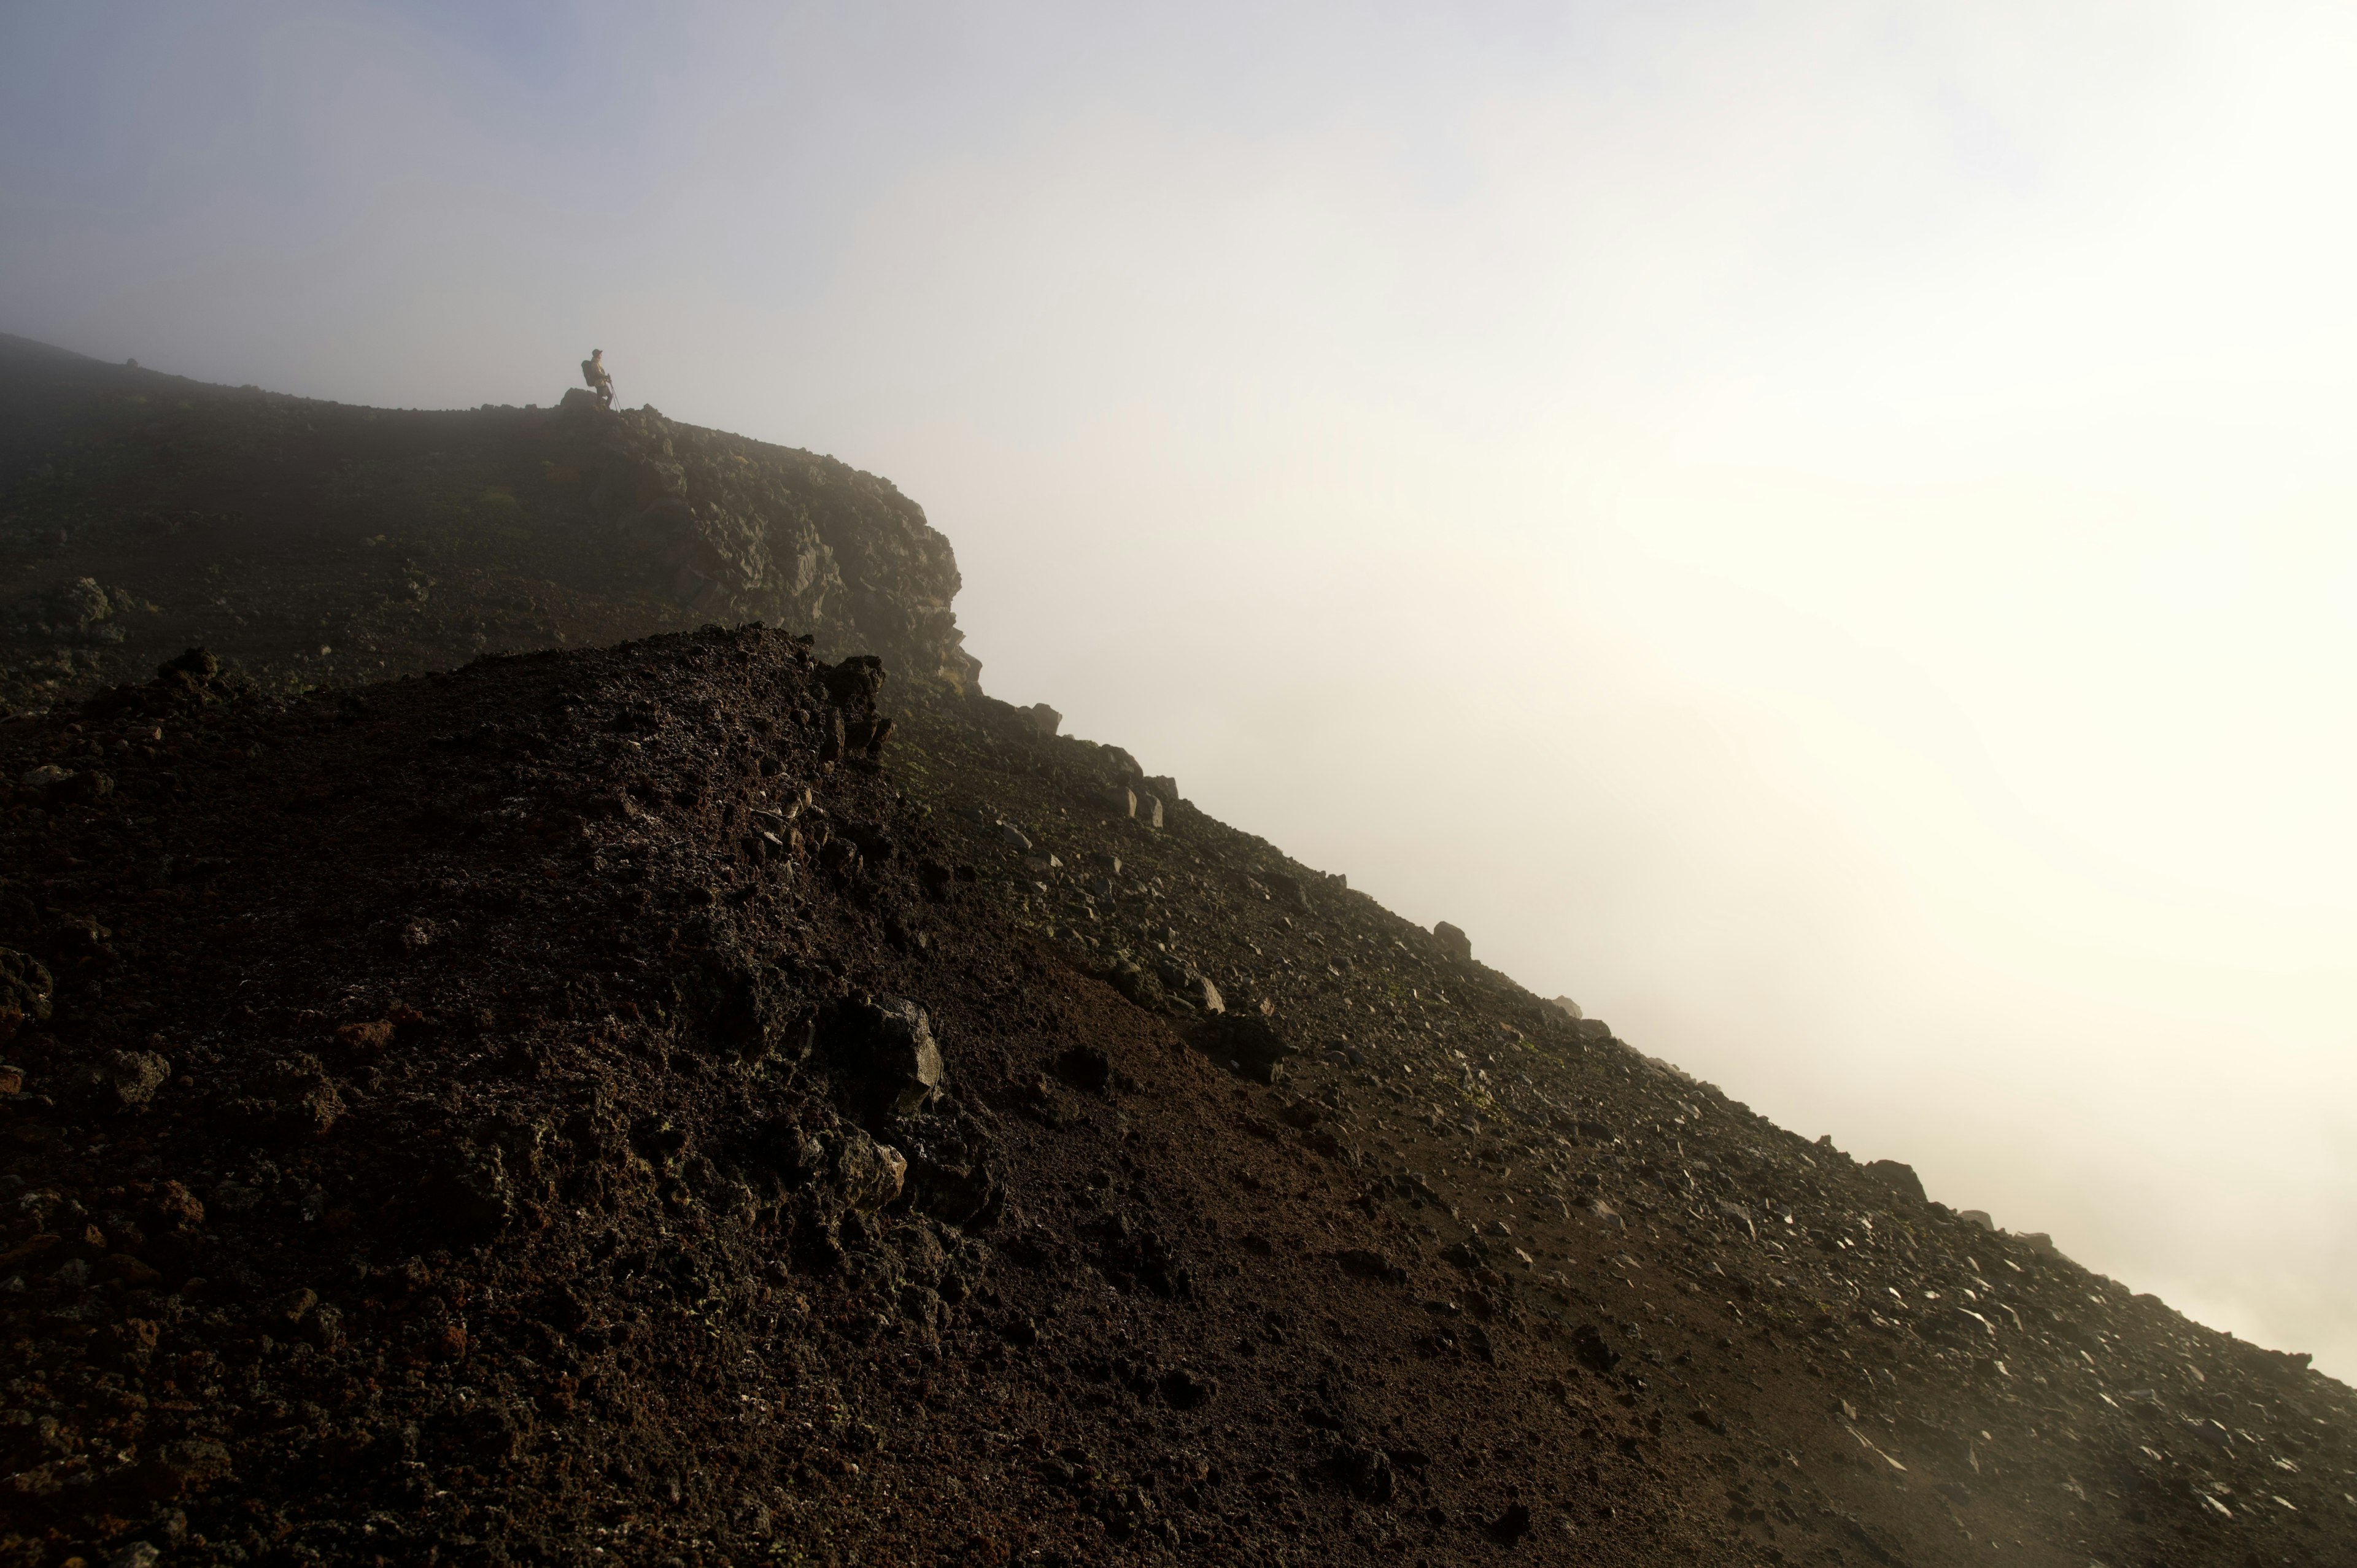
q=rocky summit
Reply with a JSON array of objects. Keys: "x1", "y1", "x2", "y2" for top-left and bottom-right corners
[
  {"x1": 1, "y1": 345, "x2": 2351, "y2": 1568},
  {"x1": 0, "y1": 334, "x2": 976, "y2": 719}
]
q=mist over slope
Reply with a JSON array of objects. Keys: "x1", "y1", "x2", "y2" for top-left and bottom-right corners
[{"x1": 0, "y1": 350, "x2": 2350, "y2": 1566}]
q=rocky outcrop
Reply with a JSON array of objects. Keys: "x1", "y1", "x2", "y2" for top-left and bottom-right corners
[
  {"x1": 559, "y1": 388, "x2": 978, "y2": 689},
  {"x1": 0, "y1": 337, "x2": 984, "y2": 714}
]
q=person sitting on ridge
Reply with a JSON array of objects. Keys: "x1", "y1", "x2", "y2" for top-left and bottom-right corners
[{"x1": 581, "y1": 348, "x2": 614, "y2": 409}]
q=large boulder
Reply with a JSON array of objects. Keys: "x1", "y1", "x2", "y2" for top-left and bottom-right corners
[
  {"x1": 1863, "y1": 1159, "x2": 1927, "y2": 1207},
  {"x1": 820, "y1": 995, "x2": 944, "y2": 1121}
]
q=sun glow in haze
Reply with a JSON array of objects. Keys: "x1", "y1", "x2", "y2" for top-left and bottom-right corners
[{"x1": 5, "y1": 1, "x2": 2355, "y2": 1372}]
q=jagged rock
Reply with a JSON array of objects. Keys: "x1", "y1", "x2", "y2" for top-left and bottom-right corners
[
  {"x1": 835, "y1": 1129, "x2": 908, "y2": 1211},
  {"x1": 1433, "y1": 922, "x2": 1473, "y2": 964},
  {"x1": 1207, "y1": 1011, "x2": 1296, "y2": 1083},
  {"x1": 1864, "y1": 1159, "x2": 1928, "y2": 1206},
  {"x1": 1261, "y1": 871, "x2": 1310, "y2": 911},
  {"x1": 1021, "y1": 703, "x2": 1061, "y2": 738},
  {"x1": 107, "y1": 1049, "x2": 170, "y2": 1107},
  {"x1": 0, "y1": 947, "x2": 54, "y2": 1045},
  {"x1": 1107, "y1": 959, "x2": 1167, "y2": 1012},
  {"x1": 1151, "y1": 957, "x2": 1222, "y2": 1015},
  {"x1": 821, "y1": 995, "x2": 944, "y2": 1120},
  {"x1": 892, "y1": 1096, "x2": 1004, "y2": 1230},
  {"x1": 1546, "y1": 995, "x2": 1582, "y2": 1020}
]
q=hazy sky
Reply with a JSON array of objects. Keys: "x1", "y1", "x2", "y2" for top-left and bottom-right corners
[{"x1": 7, "y1": 2, "x2": 2356, "y2": 1376}]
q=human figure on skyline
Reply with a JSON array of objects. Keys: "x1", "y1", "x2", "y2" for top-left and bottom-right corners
[{"x1": 582, "y1": 348, "x2": 614, "y2": 408}]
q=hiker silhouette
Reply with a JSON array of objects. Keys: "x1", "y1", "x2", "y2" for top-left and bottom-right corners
[{"x1": 581, "y1": 349, "x2": 614, "y2": 409}]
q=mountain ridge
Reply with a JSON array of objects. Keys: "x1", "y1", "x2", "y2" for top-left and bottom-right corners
[{"x1": 0, "y1": 341, "x2": 2347, "y2": 1567}]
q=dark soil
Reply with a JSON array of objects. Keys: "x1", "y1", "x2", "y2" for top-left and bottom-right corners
[{"x1": 0, "y1": 341, "x2": 2348, "y2": 1567}]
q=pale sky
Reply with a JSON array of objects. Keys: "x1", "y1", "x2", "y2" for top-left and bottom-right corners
[{"x1": 6, "y1": 1, "x2": 2355, "y2": 1377}]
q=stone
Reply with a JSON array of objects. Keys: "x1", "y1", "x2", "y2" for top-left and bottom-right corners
[
  {"x1": 107, "y1": 1049, "x2": 171, "y2": 1107},
  {"x1": 18, "y1": 763, "x2": 76, "y2": 796},
  {"x1": 335, "y1": 1018, "x2": 397, "y2": 1052},
  {"x1": 1958, "y1": 1209, "x2": 1995, "y2": 1232},
  {"x1": 1571, "y1": 1323, "x2": 1619, "y2": 1374},
  {"x1": 0, "y1": 948, "x2": 55, "y2": 1046},
  {"x1": 1144, "y1": 774, "x2": 1178, "y2": 805},
  {"x1": 836, "y1": 1131, "x2": 908, "y2": 1210},
  {"x1": 1136, "y1": 792, "x2": 1164, "y2": 830},
  {"x1": 1023, "y1": 703, "x2": 1062, "y2": 738},
  {"x1": 1107, "y1": 960, "x2": 1167, "y2": 1011},
  {"x1": 232, "y1": 1055, "x2": 344, "y2": 1142},
  {"x1": 1864, "y1": 1160, "x2": 1927, "y2": 1207},
  {"x1": 1433, "y1": 922, "x2": 1472, "y2": 964},
  {"x1": 1573, "y1": 1018, "x2": 1612, "y2": 1041},
  {"x1": 1546, "y1": 995, "x2": 1582, "y2": 1020},
  {"x1": 152, "y1": 1181, "x2": 205, "y2": 1231},
  {"x1": 1210, "y1": 1012, "x2": 1296, "y2": 1084},
  {"x1": 1178, "y1": 971, "x2": 1223, "y2": 1014},
  {"x1": 999, "y1": 823, "x2": 1034, "y2": 852},
  {"x1": 1099, "y1": 785, "x2": 1137, "y2": 817},
  {"x1": 822, "y1": 995, "x2": 944, "y2": 1119}
]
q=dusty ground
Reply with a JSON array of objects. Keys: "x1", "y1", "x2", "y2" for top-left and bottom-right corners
[{"x1": 1, "y1": 627, "x2": 2348, "y2": 1568}]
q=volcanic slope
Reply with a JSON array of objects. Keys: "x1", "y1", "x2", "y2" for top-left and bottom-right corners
[{"x1": 1, "y1": 628, "x2": 2348, "y2": 1568}]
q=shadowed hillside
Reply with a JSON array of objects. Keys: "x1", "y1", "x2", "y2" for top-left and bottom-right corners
[{"x1": 0, "y1": 347, "x2": 2348, "y2": 1567}]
